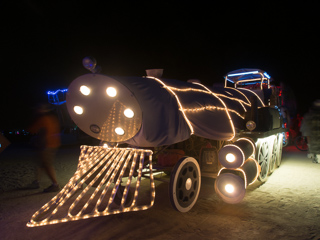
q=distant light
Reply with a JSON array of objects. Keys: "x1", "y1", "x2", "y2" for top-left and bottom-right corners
[
  {"x1": 226, "y1": 153, "x2": 236, "y2": 163},
  {"x1": 225, "y1": 184, "x2": 235, "y2": 193},
  {"x1": 124, "y1": 108, "x2": 134, "y2": 118},
  {"x1": 106, "y1": 87, "x2": 117, "y2": 97},
  {"x1": 80, "y1": 85, "x2": 91, "y2": 96},
  {"x1": 74, "y1": 106, "x2": 83, "y2": 115},
  {"x1": 115, "y1": 127, "x2": 124, "y2": 135}
]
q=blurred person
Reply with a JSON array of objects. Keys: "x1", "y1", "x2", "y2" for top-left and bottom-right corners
[
  {"x1": 26, "y1": 103, "x2": 61, "y2": 192},
  {"x1": 300, "y1": 100, "x2": 320, "y2": 163}
]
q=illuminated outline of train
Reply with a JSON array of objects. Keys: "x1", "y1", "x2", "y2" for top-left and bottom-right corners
[{"x1": 27, "y1": 57, "x2": 285, "y2": 227}]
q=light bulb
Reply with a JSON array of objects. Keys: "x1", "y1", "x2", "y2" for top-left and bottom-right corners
[
  {"x1": 106, "y1": 87, "x2": 117, "y2": 97},
  {"x1": 225, "y1": 184, "x2": 235, "y2": 193},
  {"x1": 115, "y1": 127, "x2": 124, "y2": 135},
  {"x1": 74, "y1": 106, "x2": 83, "y2": 115},
  {"x1": 226, "y1": 153, "x2": 236, "y2": 163},
  {"x1": 80, "y1": 85, "x2": 91, "y2": 96},
  {"x1": 124, "y1": 108, "x2": 134, "y2": 118}
]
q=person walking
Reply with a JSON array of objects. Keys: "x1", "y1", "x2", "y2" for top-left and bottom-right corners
[{"x1": 27, "y1": 103, "x2": 61, "y2": 192}]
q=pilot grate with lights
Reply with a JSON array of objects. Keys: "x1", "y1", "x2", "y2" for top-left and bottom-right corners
[{"x1": 27, "y1": 146, "x2": 155, "y2": 227}]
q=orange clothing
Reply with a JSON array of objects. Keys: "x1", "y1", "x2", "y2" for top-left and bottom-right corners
[{"x1": 29, "y1": 114, "x2": 61, "y2": 148}]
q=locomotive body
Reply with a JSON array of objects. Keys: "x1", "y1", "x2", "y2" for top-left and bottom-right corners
[
  {"x1": 66, "y1": 73, "x2": 276, "y2": 147},
  {"x1": 27, "y1": 63, "x2": 286, "y2": 227}
]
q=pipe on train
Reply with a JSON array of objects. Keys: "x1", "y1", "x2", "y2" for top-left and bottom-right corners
[
  {"x1": 218, "y1": 138, "x2": 255, "y2": 169},
  {"x1": 214, "y1": 158, "x2": 260, "y2": 204}
]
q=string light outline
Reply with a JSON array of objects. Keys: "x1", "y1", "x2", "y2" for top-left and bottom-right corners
[
  {"x1": 146, "y1": 77, "x2": 265, "y2": 141},
  {"x1": 191, "y1": 82, "x2": 236, "y2": 141},
  {"x1": 27, "y1": 146, "x2": 155, "y2": 227}
]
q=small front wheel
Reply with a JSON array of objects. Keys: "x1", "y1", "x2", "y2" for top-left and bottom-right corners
[{"x1": 169, "y1": 157, "x2": 201, "y2": 212}]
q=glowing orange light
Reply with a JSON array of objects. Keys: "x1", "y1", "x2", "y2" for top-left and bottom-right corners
[
  {"x1": 226, "y1": 153, "x2": 236, "y2": 163},
  {"x1": 225, "y1": 184, "x2": 235, "y2": 193}
]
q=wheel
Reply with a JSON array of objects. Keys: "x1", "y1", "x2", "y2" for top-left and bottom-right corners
[
  {"x1": 269, "y1": 136, "x2": 278, "y2": 174},
  {"x1": 169, "y1": 156, "x2": 201, "y2": 212},
  {"x1": 276, "y1": 133, "x2": 283, "y2": 167},
  {"x1": 294, "y1": 136, "x2": 308, "y2": 151},
  {"x1": 256, "y1": 140, "x2": 270, "y2": 182}
]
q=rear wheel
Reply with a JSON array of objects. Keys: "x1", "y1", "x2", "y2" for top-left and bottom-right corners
[
  {"x1": 256, "y1": 140, "x2": 270, "y2": 182},
  {"x1": 269, "y1": 136, "x2": 278, "y2": 174},
  {"x1": 276, "y1": 133, "x2": 283, "y2": 167}
]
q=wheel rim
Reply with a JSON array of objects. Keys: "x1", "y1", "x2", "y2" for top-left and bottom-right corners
[
  {"x1": 257, "y1": 141, "x2": 269, "y2": 181},
  {"x1": 170, "y1": 157, "x2": 201, "y2": 212},
  {"x1": 176, "y1": 162, "x2": 198, "y2": 207},
  {"x1": 269, "y1": 137, "x2": 278, "y2": 174},
  {"x1": 276, "y1": 134, "x2": 283, "y2": 167},
  {"x1": 295, "y1": 136, "x2": 308, "y2": 151}
]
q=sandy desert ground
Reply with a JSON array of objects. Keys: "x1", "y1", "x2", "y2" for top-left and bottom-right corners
[{"x1": 0, "y1": 143, "x2": 320, "y2": 240}]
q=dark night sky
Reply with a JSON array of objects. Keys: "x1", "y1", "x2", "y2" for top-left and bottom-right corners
[{"x1": 1, "y1": 1, "x2": 319, "y2": 129}]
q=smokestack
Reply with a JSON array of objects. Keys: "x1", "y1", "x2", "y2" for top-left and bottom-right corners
[{"x1": 145, "y1": 69, "x2": 163, "y2": 78}]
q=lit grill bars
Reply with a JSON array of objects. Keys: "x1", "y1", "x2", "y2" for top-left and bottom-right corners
[
  {"x1": 27, "y1": 146, "x2": 155, "y2": 227},
  {"x1": 215, "y1": 138, "x2": 260, "y2": 204}
]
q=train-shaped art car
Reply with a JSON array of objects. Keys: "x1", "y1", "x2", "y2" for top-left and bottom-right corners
[{"x1": 28, "y1": 58, "x2": 286, "y2": 227}]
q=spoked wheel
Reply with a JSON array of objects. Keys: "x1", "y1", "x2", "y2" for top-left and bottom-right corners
[
  {"x1": 169, "y1": 157, "x2": 201, "y2": 212},
  {"x1": 269, "y1": 136, "x2": 278, "y2": 174},
  {"x1": 276, "y1": 133, "x2": 284, "y2": 167},
  {"x1": 295, "y1": 136, "x2": 308, "y2": 151},
  {"x1": 256, "y1": 140, "x2": 270, "y2": 182}
]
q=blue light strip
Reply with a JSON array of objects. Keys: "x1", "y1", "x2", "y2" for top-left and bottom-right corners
[
  {"x1": 47, "y1": 89, "x2": 68, "y2": 95},
  {"x1": 263, "y1": 72, "x2": 271, "y2": 79},
  {"x1": 47, "y1": 88, "x2": 68, "y2": 105},
  {"x1": 227, "y1": 71, "x2": 259, "y2": 77}
]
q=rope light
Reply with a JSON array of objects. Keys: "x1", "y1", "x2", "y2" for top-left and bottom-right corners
[
  {"x1": 146, "y1": 77, "x2": 261, "y2": 141},
  {"x1": 27, "y1": 146, "x2": 155, "y2": 227},
  {"x1": 192, "y1": 82, "x2": 236, "y2": 141},
  {"x1": 146, "y1": 77, "x2": 195, "y2": 134}
]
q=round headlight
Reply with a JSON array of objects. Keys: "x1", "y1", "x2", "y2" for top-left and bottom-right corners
[
  {"x1": 246, "y1": 121, "x2": 256, "y2": 131},
  {"x1": 226, "y1": 153, "x2": 236, "y2": 163}
]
